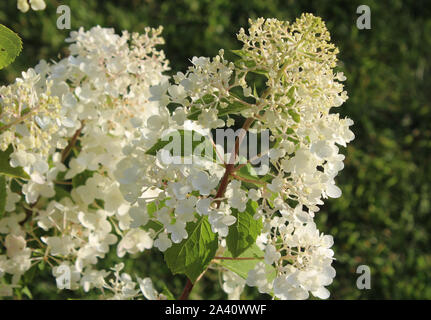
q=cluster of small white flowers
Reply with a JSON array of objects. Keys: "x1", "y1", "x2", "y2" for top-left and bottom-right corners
[
  {"x1": 236, "y1": 15, "x2": 354, "y2": 300},
  {"x1": 117, "y1": 14, "x2": 354, "y2": 300},
  {"x1": 0, "y1": 26, "x2": 169, "y2": 298},
  {"x1": 0, "y1": 14, "x2": 354, "y2": 300},
  {"x1": 223, "y1": 15, "x2": 354, "y2": 300},
  {"x1": 17, "y1": 0, "x2": 46, "y2": 12},
  {"x1": 235, "y1": 15, "x2": 353, "y2": 300}
]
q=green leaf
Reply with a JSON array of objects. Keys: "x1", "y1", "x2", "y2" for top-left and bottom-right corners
[
  {"x1": 142, "y1": 200, "x2": 165, "y2": 232},
  {"x1": 145, "y1": 130, "x2": 215, "y2": 161},
  {"x1": 143, "y1": 220, "x2": 164, "y2": 233},
  {"x1": 0, "y1": 145, "x2": 30, "y2": 179},
  {"x1": 288, "y1": 109, "x2": 300, "y2": 123},
  {"x1": 184, "y1": 94, "x2": 216, "y2": 120},
  {"x1": 161, "y1": 284, "x2": 176, "y2": 300},
  {"x1": 226, "y1": 200, "x2": 262, "y2": 257},
  {"x1": 217, "y1": 100, "x2": 249, "y2": 118},
  {"x1": 219, "y1": 244, "x2": 276, "y2": 281},
  {"x1": 0, "y1": 175, "x2": 6, "y2": 218},
  {"x1": 237, "y1": 163, "x2": 260, "y2": 182},
  {"x1": 72, "y1": 170, "x2": 94, "y2": 188},
  {"x1": 21, "y1": 286, "x2": 33, "y2": 299},
  {"x1": 249, "y1": 69, "x2": 269, "y2": 77},
  {"x1": 164, "y1": 216, "x2": 218, "y2": 283},
  {"x1": 0, "y1": 24, "x2": 22, "y2": 70},
  {"x1": 146, "y1": 200, "x2": 165, "y2": 217},
  {"x1": 23, "y1": 264, "x2": 38, "y2": 283},
  {"x1": 230, "y1": 49, "x2": 252, "y2": 59},
  {"x1": 285, "y1": 86, "x2": 296, "y2": 107},
  {"x1": 235, "y1": 163, "x2": 272, "y2": 189},
  {"x1": 53, "y1": 185, "x2": 71, "y2": 202},
  {"x1": 187, "y1": 98, "x2": 249, "y2": 121},
  {"x1": 234, "y1": 58, "x2": 256, "y2": 68},
  {"x1": 38, "y1": 261, "x2": 46, "y2": 271},
  {"x1": 196, "y1": 94, "x2": 216, "y2": 105},
  {"x1": 10, "y1": 179, "x2": 21, "y2": 193},
  {"x1": 266, "y1": 191, "x2": 279, "y2": 209}
]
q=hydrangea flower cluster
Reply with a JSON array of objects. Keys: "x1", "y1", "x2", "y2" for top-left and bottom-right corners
[
  {"x1": 116, "y1": 14, "x2": 354, "y2": 300},
  {"x1": 0, "y1": 26, "x2": 168, "y2": 298},
  {"x1": 0, "y1": 14, "x2": 354, "y2": 300}
]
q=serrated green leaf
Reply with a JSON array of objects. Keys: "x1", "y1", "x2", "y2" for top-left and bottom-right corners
[
  {"x1": 226, "y1": 200, "x2": 262, "y2": 257},
  {"x1": 0, "y1": 145, "x2": 30, "y2": 179},
  {"x1": 164, "y1": 216, "x2": 218, "y2": 283},
  {"x1": 0, "y1": 24, "x2": 22, "y2": 70},
  {"x1": 218, "y1": 244, "x2": 276, "y2": 281},
  {"x1": 0, "y1": 175, "x2": 6, "y2": 218}
]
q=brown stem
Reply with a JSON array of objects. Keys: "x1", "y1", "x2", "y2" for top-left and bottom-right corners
[
  {"x1": 0, "y1": 104, "x2": 44, "y2": 133},
  {"x1": 61, "y1": 122, "x2": 84, "y2": 163},
  {"x1": 19, "y1": 199, "x2": 38, "y2": 226},
  {"x1": 214, "y1": 117, "x2": 255, "y2": 208},
  {"x1": 179, "y1": 279, "x2": 194, "y2": 300},
  {"x1": 178, "y1": 117, "x2": 255, "y2": 300},
  {"x1": 213, "y1": 256, "x2": 264, "y2": 261}
]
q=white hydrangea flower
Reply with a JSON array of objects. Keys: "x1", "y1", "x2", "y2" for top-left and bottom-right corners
[
  {"x1": 30, "y1": 0, "x2": 46, "y2": 11},
  {"x1": 138, "y1": 277, "x2": 159, "y2": 300},
  {"x1": 222, "y1": 270, "x2": 246, "y2": 300},
  {"x1": 246, "y1": 262, "x2": 273, "y2": 294},
  {"x1": 166, "y1": 220, "x2": 188, "y2": 244},
  {"x1": 117, "y1": 229, "x2": 153, "y2": 257},
  {"x1": 153, "y1": 232, "x2": 172, "y2": 252},
  {"x1": 264, "y1": 244, "x2": 281, "y2": 265}
]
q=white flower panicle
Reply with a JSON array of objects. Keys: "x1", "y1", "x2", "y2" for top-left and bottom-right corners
[{"x1": 0, "y1": 26, "x2": 169, "y2": 298}]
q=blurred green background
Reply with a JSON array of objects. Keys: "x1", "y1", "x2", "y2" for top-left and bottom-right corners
[{"x1": 1, "y1": 0, "x2": 430, "y2": 299}]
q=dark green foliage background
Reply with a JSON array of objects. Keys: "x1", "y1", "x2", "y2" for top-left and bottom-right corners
[{"x1": 1, "y1": 0, "x2": 430, "y2": 299}]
